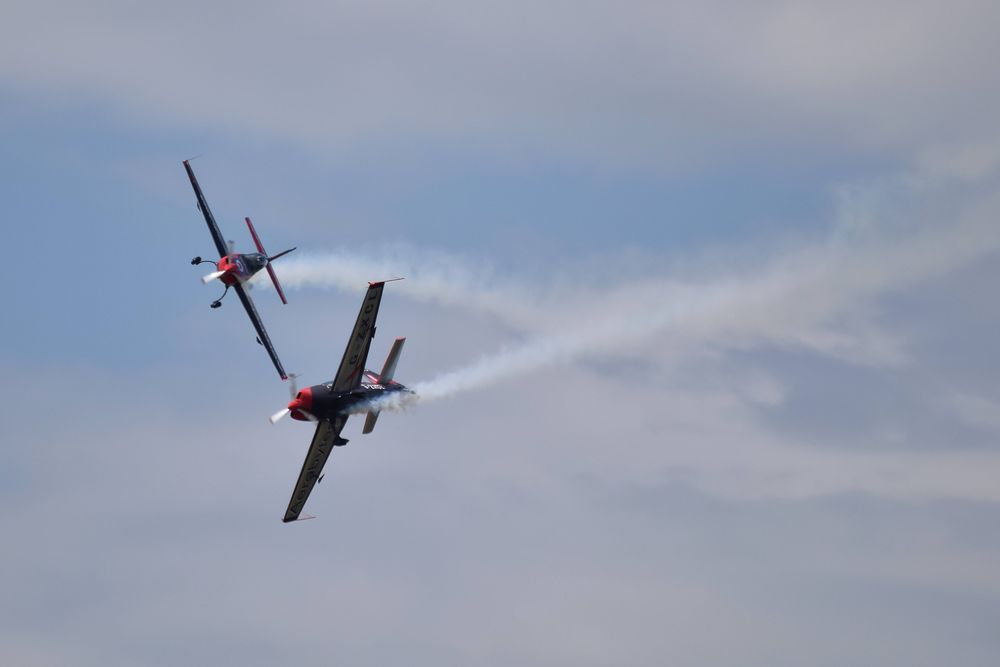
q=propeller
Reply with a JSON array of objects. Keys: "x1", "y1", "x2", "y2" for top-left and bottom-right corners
[
  {"x1": 227, "y1": 239, "x2": 236, "y2": 254},
  {"x1": 269, "y1": 373, "x2": 299, "y2": 424},
  {"x1": 201, "y1": 269, "x2": 226, "y2": 284}
]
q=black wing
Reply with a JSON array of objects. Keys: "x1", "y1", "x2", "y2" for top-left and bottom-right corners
[
  {"x1": 331, "y1": 282, "x2": 386, "y2": 392},
  {"x1": 183, "y1": 160, "x2": 229, "y2": 258},
  {"x1": 283, "y1": 415, "x2": 348, "y2": 523},
  {"x1": 233, "y1": 282, "x2": 288, "y2": 380}
]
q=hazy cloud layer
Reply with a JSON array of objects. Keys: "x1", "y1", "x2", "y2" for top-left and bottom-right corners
[
  {"x1": 3, "y1": 1, "x2": 1000, "y2": 167},
  {"x1": 3, "y1": 2, "x2": 1000, "y2": 666}
]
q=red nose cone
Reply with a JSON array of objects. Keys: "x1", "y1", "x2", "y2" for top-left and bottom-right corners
[
  {"x1": 217, "y1": 256, "x2": 238, "y2": 285},
  {"x1": 288, "y1": 386, "x2": 313, "y2": 412}
]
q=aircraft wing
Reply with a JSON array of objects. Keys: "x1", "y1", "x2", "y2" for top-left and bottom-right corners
[
  {"x1": 183, "y1": 160, "x2": 229, "y2": 258},
  {"x1": 331, "y1": 282, "x2": 386, "y2": 392},
  {"x1": 283, "y1": 415, "x2": 348, "y2": 522},
  {"x1": 232, "y1": 282, "x2": 288, "y2": 380}
]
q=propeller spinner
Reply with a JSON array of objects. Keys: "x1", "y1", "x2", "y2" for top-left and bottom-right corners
[
  {"x1": 201, "y1": 269, "x2": 227, "y2": 284},
  {"x1": 270, "y1": 374, "x2": 315, "y2": 423}
]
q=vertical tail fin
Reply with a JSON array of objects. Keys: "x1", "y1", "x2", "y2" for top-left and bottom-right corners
[
  {"x1": 245, "y1": 216, "x2": 294, "y2": 305},
  {"x1": 378, "y1": 337, "x2": 406, "y2": 383},
  {"x1": 364, "y1": 338, "x2": 405, "y2": 435}
]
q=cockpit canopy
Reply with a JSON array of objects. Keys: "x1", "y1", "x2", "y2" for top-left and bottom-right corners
[{"x1": 243, "y1": 253, "x2": 268, "y2": 271}]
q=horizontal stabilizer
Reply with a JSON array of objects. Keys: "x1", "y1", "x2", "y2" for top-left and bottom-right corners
[
  {"x1": 266, "y1": 264, "x2": 288, "y2": 304},
  {"x1": 362, "y1": 410, "x2": 380, "y2": 434},
  {"x1": 378, "y1": 337, "x2": 406, "y2": 383},
  {"x1": 245, "y1": 216, "x2": 292, "y2": 304}
]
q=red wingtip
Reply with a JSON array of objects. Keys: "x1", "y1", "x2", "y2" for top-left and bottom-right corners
[
  {"x1": 368, "y1": 277, "x2": 404, "y2": 287},
  {"x1": 245, "y1": 217, "x2": 266, "y2": 254}
]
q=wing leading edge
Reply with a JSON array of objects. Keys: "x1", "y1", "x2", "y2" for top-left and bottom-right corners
[
  {"x1": 233, "y1": 283, "x2": 288, "y2": 380},
  {"x1": 183, "y1": 160, "x2": 229, "y2": 258},
  {"x1": 331, "y1": 282, "x2": 386, "y2": 392},
  {"x1": 283, "y1": 416, "x2": 348, "y2": 523}
]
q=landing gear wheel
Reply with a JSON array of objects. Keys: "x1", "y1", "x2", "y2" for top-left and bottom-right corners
[
  {"x1": 209, "y1": 284, "x2": 230, "y2": 309},
  {"x1": 190, "y1": 256, "x2": 202, "y2": 265}
]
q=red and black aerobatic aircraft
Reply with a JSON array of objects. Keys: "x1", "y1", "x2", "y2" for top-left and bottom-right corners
[
  {"x1": 269, "y1": 280, "x2": 413, "y2": 522},
  {"x1": 183, "y1": 160, "x2": 295, "y2": 380}
]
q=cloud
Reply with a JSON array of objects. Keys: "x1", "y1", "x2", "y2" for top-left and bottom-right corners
[
  {"x1": 5, "y1": 5, "x2": 1000, "y2": 664},
  {"x1": 4, "y1": 1, "x2": 1000, "y2": 167},
  {"x1": 6, "y1": 359, "x2": 1000, "y2": 667},
  {"x1": 947, "y1": 392, "x2": 1000, "y2": 435}
]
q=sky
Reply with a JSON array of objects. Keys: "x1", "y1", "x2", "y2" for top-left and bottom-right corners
[{"x1": 2, "y1": 1, "x2": 1000, "y2": 664}]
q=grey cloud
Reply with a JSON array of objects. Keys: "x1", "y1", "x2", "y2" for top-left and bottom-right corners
[
  {"x1": 6, "y1": 363, "x2": 1000, "y2": 667},
  {"x1": 5, "y1": 216, "x2": 1000, "y2": 666},
  {"x1": 3, "y1": 1, "x2": 1000, "y2": 168},
  {"x1": 4, "y1": 3, "x2": 1000, "y2": 664}
]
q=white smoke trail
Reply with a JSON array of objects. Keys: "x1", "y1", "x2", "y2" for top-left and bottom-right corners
[
  {"x1": 273, "y1": 212, "x2": 1000, "y2": 404},
  {"x1": 271, "y1": 246, "x2": 552, "y2": 329},
  {"x1": 350, "y1": 390, "x2": 420, "y2": 414},
  {"x1": 410, "y1": 213, "x2": 1000, "y2": 402}
]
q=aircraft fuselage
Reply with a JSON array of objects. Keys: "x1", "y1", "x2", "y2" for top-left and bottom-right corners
[
  {"x1": 289, "y1": 376, "x2": 413, "y2": 422},
  {"x1": 216, "y1": 252, "x2": 269, "y2": 285}
]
